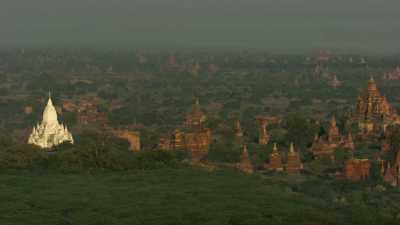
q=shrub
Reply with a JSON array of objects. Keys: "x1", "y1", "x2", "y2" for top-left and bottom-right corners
[
  {"x1": 0, "y1": 144, "x2": 47, "y2": 169},
  {"x1": 0, "y1": 131, "x2": 186, "y2": 171},
  {"x1": 208, "y1": 140, "x2": 241, "y2": 163},
  {"x1": 133, "y1": 150, "x2": 181, "y2": 170},
  {"x1": 49, "y1": 129, "x2": 133, "y2": 170}
]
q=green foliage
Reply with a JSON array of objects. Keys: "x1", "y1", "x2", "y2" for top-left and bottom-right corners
[
  {"x1": 208, "y1": 140, "x2": 241, "y2": 163},
  {"x1": 0, "y1": 144, "x2": 46, "y2": 169},
  {"x1": 306, "y1": 156, "x2": 337, "y2": 175},
  {"x1": 49, "y1": 130, "x2": 132, "y2": 169},
  {"x1": 61, "y1": 111, "x2": 78, "y2": 126},
  {"x1": 334, "y1": 148, "x2": 352, "y2": 165},
  {"x1": 2, "y1": 51, "x2": 400, "y2": 224},
  {"x1": 0, "y1": 135, "x2": 15, "y2": 148},
  {"x1": 50, "y1": 130, "x2": 188, "y2": 170},
  {"x1": 107, "y1": 106, "x2": 136, "y2": 126},
  {"x1": 134, "y1": 150, "x2": 182, "y2": 170},
  {"x1": 385, "y1": 125, "x2": 400, "y2": 163},
  {"x1": 284, "y1": 115, "x2": 319, "y2": 149},
  {"x1": 0, "y1": 130, "x2": 187, "y2": 171},
  {"x1": 369, "y1": 161, "x2": 382, "y2": 182},
  {"x1": 0, "y1": 168, "x2": 399, "y2": 225}
]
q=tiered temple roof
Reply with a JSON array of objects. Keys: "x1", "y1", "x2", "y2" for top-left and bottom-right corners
[
  {"x1": 264, "y1": 143, "x2": 283, "y2": 171},
  {"x1": 327, "y1": 116, "x2": 341, "y2": 143},
  {"x1": 159, "y1": 99, "x2": 211, "y2": 161},
  {"x1": 355, "y1": 77, "x2": 398, "y2": 134},
  {"x1": 28, "y1": 94, "x2": 74, "y2": 149},
  {"x1": 264, "y1": 143, "x2": 303, "y2": 174},
  {"x1": 185, "y1": 99, "x2": 207, "y2": 129},
  {"x1": 311, "y1": 116, "x2": 353, "y2": 157}
]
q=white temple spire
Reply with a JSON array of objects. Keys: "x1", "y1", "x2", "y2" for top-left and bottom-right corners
[{"x1": 28, "y1": 94, "x2": 74, "y2": 149}]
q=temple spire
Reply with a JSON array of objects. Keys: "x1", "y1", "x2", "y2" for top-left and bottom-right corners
[
  {"x1": 368, "y1": 76, "x2": 378, "y2": 91},
  {"x1": 193, "y1": 98, "x2": 200, "y2": 112},
  {"x1": 47, "y1": 91, "x2": 53, "y2": 105},
  {"x1": 330, "y1": 116, "x2": 337, "y2": 127},
  {"x1": 42, "y1": 93, "x2": 58, "y2": 124},
  {"x1": 286, "y1": 142, "x2": 303, "y2": 174},
  {"x1": 238, "y1": 144, "x2": 253, "y2": 174},
  {"x1": 28, "y1": 93, "x2": 74, "y2": 149},
  {"x1": 289, "y1": 142, "x2": 295, "y2": 153},
  {"x1": 273, "y1": 143, "x2": 278, "y2": 152},
  {"x1": 235, "y1": 120, "x2": 244, "y2": 138}
]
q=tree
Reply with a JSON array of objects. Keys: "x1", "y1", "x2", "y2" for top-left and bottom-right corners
[
  {"x1": 284, "y1": 115, "x2": 319, "y2": 150},
  {"x1": 384, "y1": 125, "x2": 400, "y2": 163},
  {"x1": 0, "y1": 144, "x2": 45, "y2": 169}
]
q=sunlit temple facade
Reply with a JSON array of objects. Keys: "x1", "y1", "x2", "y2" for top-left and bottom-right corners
[
  {"x1": 28, "y1": 94, "x2": 74, "y2": 149},
  {"x1": 354, "y1": 77, "x2": 399, "y2": 134}
]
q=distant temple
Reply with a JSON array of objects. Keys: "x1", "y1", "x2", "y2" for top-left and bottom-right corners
[
  {"x1": 315, "y1": 50, "x2": 333, "y2": 63},
  {"x1": 235, "y1": 120, "x2": 244, "y2": 139},
  {"x1": 113, "y1": 129, "x2": 141, "y2": 152},
  {"x1": 344, "y1": 159, "x2": 370, "y2": 181},
  {"x1": 265, "y1": 143, "x2": 283, "y2": 171},
  {"x1": 381, "y1": 151, "x2": 400, "y2": 187},
  {"x1": 28, "y1": 94, "x2": 74, "y2": 149},
  {"x1": 62, "y1": 97, "x2": 108, "y2": 127},
  {"x1": 353, "y1": 77, "x2": 399, "y2": 135},
  {"x1": 383, "y1": 66, "x2": 400, "y2": 80},
  {"x1": 184, "y1": 99, "x2": 207, "y2": 129},
  {"x1": 159, "y1": 99, "x2": 212, "y2": 161},
  {"x1": 329, "y1": 74, "x2": 342, "y2": 89},
  {"x1": 264, "y1": 143, "x2": 303, "y2": 174},
  {"x1": 256, "y1": 116, "x2": 271, "y2": 145},
  {"x1": 286, "y1": 143, "x2": 303, "y2": 175},
  {"x1": 311, "y1": 116, "x2": 354, "y2": 158},
  {"x1": 237, "y1": 145, "x2": 254, "y2": 174}
]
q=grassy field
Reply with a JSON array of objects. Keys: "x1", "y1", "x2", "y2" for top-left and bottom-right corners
[{"x1": 0, "y1": 168, "x2": 399, "y2": 225}]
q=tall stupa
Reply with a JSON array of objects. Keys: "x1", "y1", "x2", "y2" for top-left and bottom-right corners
[{"x1": 28, "y1": 94, "x2": 74, "y2": 149}]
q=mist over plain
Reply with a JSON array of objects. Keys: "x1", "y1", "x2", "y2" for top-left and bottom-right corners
[{"x1": 1, "y1": 0, "x2": 400, "y2": 54}]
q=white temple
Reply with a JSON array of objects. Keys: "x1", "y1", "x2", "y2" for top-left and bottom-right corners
[{"x1": 28, "y1": 94, "x2": 74, "y2": 149}]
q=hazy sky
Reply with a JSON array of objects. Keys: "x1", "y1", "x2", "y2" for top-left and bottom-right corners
[{"x1": 1, "y1": 0, "x2": 400, "y2": 53}]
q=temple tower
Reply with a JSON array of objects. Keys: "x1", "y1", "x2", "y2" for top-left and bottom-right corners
[
  {"x1": 266, "y1": 143, "x2": 283, "y2": 171},
  {"x1": 327, "y1": 116, "x2": 341, "y2": 143},
  {"x1": 257, "y1": 117, "x2": 270, "y2": 145},
  {"x1": 355, "y1": 77, "x2": 398, "y2": 135},
  {"x1": 343, "y1": 133, "x2": 355, "y2": 150},
  {"x1": 238, "y1": 144, "x2": 254, "y2": 174},
  {"x1": 185, "y1": 99, "x2": 207, "y2": 129},
  {"x1": 235, "y1": 120, "x2": 244, "y2": 139},
  {"x1": 384, "y1": 162, "x2": 397, "y2": 186},
  {"x1": 28, "y1": 94, "x2": 74, "y2": 149},
  {"x1": 286, "y1": 143, "x2": 303, "y2": 174}
]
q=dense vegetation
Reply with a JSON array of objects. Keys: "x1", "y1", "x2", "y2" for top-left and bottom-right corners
[
  {"x1": 0, "y1": 127, "x2": 399, "y2": 225},
  {"x1": 2, "y1": 50, "x2": 400, "y2": 149},
  {"x1": 1, "y1": 50, "x2": 400, "y2": 224},
  {"x1": 0, "y1": 130, "x2": 184, "y2": 171},
  {"x1": 1, "y1": 168, "x2": 399, "y2": 225}
]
